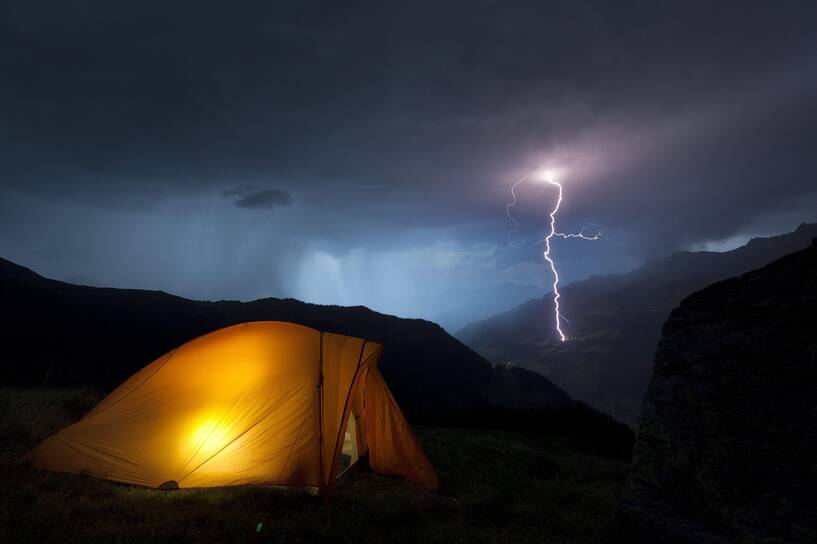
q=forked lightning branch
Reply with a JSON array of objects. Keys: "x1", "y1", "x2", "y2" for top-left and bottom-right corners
[{"x1": 506, "y1": 174, "x2": 601, "y2": 342}]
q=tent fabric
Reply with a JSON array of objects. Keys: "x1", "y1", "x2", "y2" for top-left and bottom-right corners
[
  {"x1": 29, "y1": 321, "x2": 438, "y2": 493},
  {"x1": 363, "y1": 366, "x2": 440, "y2": 490}
]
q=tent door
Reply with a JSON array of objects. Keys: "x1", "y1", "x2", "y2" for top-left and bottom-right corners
[{"x1": 336, "y1": 414, "x2": 360, "y2": 478}]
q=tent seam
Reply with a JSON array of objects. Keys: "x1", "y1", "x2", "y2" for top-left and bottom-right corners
[
  {"x1": 85, "y1": 348, "x2": 178, "y2": 419},
  {"x1": 277, "y1": 388, "x2": 315, "y2": 483},
  {"x1": 175, "y1": 402, "x2": 278, "y2": 484}
]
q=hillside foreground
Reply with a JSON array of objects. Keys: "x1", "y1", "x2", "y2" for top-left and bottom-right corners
[{"x1": 0, "y1": 388, "x2": 628, "y2": 543}]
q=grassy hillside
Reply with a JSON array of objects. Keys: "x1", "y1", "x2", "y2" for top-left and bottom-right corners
[{"x1": 1, "y1": 388, "x2": 628, "y2": 543}]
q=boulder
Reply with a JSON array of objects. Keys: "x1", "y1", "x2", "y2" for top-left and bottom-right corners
[{"x1": 618, "y1": 239, "x2": 817, "y2": 542}]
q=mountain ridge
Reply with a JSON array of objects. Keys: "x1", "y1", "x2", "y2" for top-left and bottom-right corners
[
  {"x1": 0, "y1": 254, "x2": 634, "y2": 458},
  {"x1": 456, "y1": 222, "x2": 817, "y2": 426}
]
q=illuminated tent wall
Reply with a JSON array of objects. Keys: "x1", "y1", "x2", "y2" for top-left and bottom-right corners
[{"x1": 29, "y1": 321, "x2": 439, "y2": 493}]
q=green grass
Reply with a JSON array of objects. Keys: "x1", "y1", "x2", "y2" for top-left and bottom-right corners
[{"x1": 0, "y1": 388, "x2": 629, "y2": 543}]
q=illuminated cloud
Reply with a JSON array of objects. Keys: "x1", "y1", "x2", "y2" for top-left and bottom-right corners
[{"x1": 0, "y1": 1, "x2": 815, "y2": 320}]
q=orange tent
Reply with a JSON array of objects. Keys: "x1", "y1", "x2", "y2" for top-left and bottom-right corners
[{"x1": 29, "y1": 321, "x2": 439, "y2": 494}]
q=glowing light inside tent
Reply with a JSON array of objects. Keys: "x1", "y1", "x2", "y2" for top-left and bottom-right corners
[{"x1": 187, "y1": 416, "x2": 232, "y2": 459}]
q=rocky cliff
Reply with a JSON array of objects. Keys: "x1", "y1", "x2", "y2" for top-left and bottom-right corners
[{"x1": 619, "y1": 240, "x2": 817, "y2": 542}]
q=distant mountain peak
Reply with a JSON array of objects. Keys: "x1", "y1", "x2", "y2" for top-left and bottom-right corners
[{"x1": 457, "y1": 223, "x2": 817, "y2": 427}]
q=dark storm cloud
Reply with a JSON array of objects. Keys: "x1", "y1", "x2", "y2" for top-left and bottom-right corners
[
  {"x1": 222, "y1": 186, "x2": 291, "y2": 209},
  {"x1": 1, "y1": 0, "x2": 816, "y2": 309}
]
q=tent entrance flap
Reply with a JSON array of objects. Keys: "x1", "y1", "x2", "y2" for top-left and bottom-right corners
[{"x1": 336, "y1": 414, "x2": 360, "y2": 478}]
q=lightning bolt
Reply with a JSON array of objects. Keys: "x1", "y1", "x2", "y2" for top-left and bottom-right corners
[
  {"x1": 553, "y1": 223, "x2": 603, "y2": 240},
  {"x1": 506, "y1": 176, "x2": 601, "y2": 342},
  {"x1": 505, "y1": 178, "x2": 525, "y2": 244},
  {"x1": 543, "y1": 177, "x2": 569, "y2": 341}
]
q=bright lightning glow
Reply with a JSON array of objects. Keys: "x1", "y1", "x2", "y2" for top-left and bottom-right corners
[{"x1": 505, "y1": 174, "x2": 601, "y2": 342}]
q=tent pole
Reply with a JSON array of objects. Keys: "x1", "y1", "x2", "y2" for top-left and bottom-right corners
[
  {"x1": 318, "y1": 331, "x2": 325, "y2": 496},
  {"x1": 325, "y1": 340, "x2": 368, "y2": 497}
]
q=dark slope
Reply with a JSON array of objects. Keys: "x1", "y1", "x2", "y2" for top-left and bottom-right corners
[
  {"x1": 457, "y1": 223, "x2": 817, "y2": 426},
  {"x1": 0, "y1": 257, "x2": 492, "y2": 410},
  {"x1": 0, "y1": 257, "x2": 633, "y2": 458},
  {"x1": 620, "y1": 239, "x2": 817, "y2": 542}
]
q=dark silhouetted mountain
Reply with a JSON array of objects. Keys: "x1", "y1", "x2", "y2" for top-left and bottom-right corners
[
  {"x1": 0, "y1": 257, "x2": 633, "y2": 459},
  {"x1": 457, "y1": 223, "x2": 817, "y2": 426},
  {"x1": 618, "y1": 239, "x2": 817, "y2": 542}
]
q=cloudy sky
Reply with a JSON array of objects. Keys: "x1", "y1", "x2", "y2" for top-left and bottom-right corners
[{"x1": 1, "y1": 1, "x2": 816, "y2": 327}]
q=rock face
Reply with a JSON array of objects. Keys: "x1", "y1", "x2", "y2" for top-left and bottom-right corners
[{"x1": 620, "y1": 240, "x2": 817, "y2": 542}]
